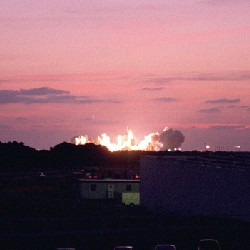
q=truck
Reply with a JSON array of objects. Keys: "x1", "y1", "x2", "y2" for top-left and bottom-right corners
[{"x1": 122, "y1": 192, "x2": 140, "y2": 206}]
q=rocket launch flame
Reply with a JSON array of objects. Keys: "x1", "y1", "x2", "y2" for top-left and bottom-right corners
[{"x1": 72, "y1": 127, "x2": 185, "y2": 152}]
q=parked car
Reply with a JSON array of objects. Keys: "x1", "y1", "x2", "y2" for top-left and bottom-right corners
[
  {"x1": 154, "y1": 244, "x2": 176, "y2": 250},
  {"x1": 198, "y1": 239, "x2": 221, "y2": 250},
  {"x1": 113, "y1": 246, "x2": 133, "y2": 250}
]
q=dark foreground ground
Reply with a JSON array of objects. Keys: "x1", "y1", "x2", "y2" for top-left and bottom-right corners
[{"x1": 0, "y1": 174, "x2": 249, "y2": 250}]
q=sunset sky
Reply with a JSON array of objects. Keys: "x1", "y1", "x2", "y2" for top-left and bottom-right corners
[{"x1": 0, "y1": 0, "x2": 250, "y2": 151}]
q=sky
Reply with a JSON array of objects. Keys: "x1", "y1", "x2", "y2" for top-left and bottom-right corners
[{"x1": 0, "y1": 0, "x2": 250, "y2": 151}]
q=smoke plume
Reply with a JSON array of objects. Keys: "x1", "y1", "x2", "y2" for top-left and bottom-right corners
[{"x1": 153, "y1": 127, "x2": 185, "y2": 150}]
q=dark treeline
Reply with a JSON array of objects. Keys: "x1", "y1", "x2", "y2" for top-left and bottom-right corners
[
  {"x1": 0, "y1": 141, "x2": 109, "y2": 172},
  {"x1": 0, "y1": 141, "x2": 150, "y2": 172},
  {"x1": 0, "y1": 141, "x2": 183, "y2": 173},
  {"x1": 1, "y1": 141, "x2": 249, "y2": 173}
]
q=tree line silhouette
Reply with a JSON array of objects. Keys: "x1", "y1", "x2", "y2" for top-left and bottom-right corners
[
  {"x1": 0, "y1": 141, "x2": 112, "y2": 172},
  {"x1": 2, "y1": 141, "x2": 247, "y2": 173},
  {"x1": 0, "y1": 141, "x2": 183, "y2": 173},
  {"x1": 0, "y1": 141, "x2": 157, "y2": 172}
]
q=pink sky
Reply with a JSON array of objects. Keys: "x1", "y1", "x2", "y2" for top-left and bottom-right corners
[{"x1": 0, "y1": 0, "x2": 250, "y2": 150}]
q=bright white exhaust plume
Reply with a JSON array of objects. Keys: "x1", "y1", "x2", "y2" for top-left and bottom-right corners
[{"x1": 71, "y1": 127, "x2": 185, "y2": 151}]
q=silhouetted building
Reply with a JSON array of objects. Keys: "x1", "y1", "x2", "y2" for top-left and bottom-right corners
[{"x1": 140, "y1": 155, "x2": 250, "y2": 221}]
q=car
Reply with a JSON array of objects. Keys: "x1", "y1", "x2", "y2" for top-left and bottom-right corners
[
  {"x1": 154, "y1": 244, "x2": 176, "y2": 250},
  {"x1": 198, "y1": 239, "x2": 221, "y2": 250},
  {"x1": 113, "y1": 246, "x2": 133, "y2": 250}
]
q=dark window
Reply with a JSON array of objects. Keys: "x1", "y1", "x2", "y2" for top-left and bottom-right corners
[
  {"x1": 126, "y1": 184, "x2": 132, "y2": 191},
  {"x1": 91, "y1": 184, "x2": 96, "y2": 191}
]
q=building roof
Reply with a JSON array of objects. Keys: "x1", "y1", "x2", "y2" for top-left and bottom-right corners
[
  {"x1": 78, "y1": 178, "x2": 140, "y2": 183},
  {"x1": 141, "y1": 152, "x2": 250, "y2": 172}
]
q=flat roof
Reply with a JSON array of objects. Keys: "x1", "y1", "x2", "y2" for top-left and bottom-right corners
[{"x1": 78, "y1": 178, "x2": 140, "y2": 183}]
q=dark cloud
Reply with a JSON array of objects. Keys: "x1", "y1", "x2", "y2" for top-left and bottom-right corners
[
  {"x1": 205, "y1": 98, "x2": 240, "y2": 104},
  {"x1": 0, "y1": 87, "x2": 119, "y2": 105},
  {"x1": 199, "y1": 107, "x2": 221, "y2": 113},
  {"x1": 19, "y1": 87, "x2": 70, "y2": 96},
  {"x1": 0, "y1": 90, "x2": 21, "y2": 104},
  {"x1": 153, "y1": 97, "x2": 179, "y2": 102},
  {"x1": 142, "y1": 87, "x2": 164, "y2": 91}
]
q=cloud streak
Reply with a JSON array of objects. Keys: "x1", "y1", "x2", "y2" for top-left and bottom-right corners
[
  {"x1": 0, "y1": 87, "x2": 119, "y2": 105},
  {"x1": 19, "y1": 87, "x2": 70, "y2": 96},
  {"x1": 199, "y1": 107, "x2": 221, "y2": 113},
  {"x1": 210, "y1": 125, "x2": 245, "y2": 130},
  {"x1": 146, "y1": 71, "x2": 250, "y2": 84},
  {"x1": 2, "y1": 71, "x2": 250, "y2": 87},
  {"x1": 142, "y1": 87, "x2": 164, "y2": 91},
  {"x1": 153, "y1": 97, "x2": 179, "y2": 103},
  {"x1": 205, "y1": 98, "x2": 240, "y2": 104}
]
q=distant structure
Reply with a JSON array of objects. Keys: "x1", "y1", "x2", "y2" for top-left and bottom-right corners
[
  {"x1": 140, "y1": 154, "x2": 250, "y2": 221},
  {"x1": 205, "y1": 143, "x2": 210, "y2": 151}
]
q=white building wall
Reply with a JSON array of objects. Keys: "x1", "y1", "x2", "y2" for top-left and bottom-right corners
[
  {"x1": 79, "y1": 180, "x2": 140, "y2": 200},
  {"x1": 140, "y1": 156, "x2": 250, "y2": 220},
  {"x1": 80, "y1": 182, "x2": 107, "y2": 199}
]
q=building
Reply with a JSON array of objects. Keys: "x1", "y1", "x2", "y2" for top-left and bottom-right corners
[
  {"x1": 140, "y1": 154, "x2": 250, "y2": 221},
  {"x1": 77, "y1": 178, "x2": 140, "y2": 204}
]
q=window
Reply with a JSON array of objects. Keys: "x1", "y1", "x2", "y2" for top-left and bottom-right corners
[
  {"x1": 91, "y1": 184, "x2": 96, "y2": 191},
  {"x1": 126, "y1": 184, "x2": 132, "y2": 191}
]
